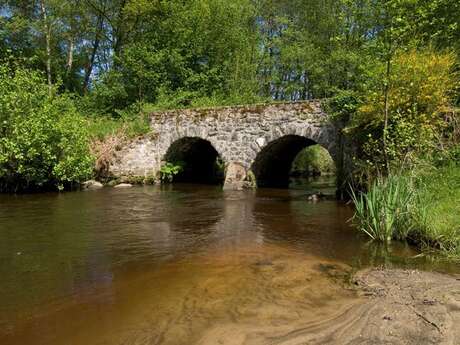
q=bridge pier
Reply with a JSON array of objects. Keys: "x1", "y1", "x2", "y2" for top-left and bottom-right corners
[{"x1": 223, "y1": 162, "x2": 255, "y2": 191}]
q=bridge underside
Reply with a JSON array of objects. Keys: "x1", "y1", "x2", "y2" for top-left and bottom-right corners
[
  {"x1": 251, "y1": 135, "x2": 316, "y2": 188},
  {"x1": 164, "y1": 137, "x2": 223, "y2": 184}
]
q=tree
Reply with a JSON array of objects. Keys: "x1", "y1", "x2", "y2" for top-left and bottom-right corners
[
  {"x1": 0, "y1": 64, "x2": 93, "y2": 191},
  {"x1": 349, "y1": 49, "x2": 458, "y2": 177}
]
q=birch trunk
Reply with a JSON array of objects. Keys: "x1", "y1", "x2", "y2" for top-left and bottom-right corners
[{"x1": 40, "y1": 0, "x2": 52, "y2": 95}]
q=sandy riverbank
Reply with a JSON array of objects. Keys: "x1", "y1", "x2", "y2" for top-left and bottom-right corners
[
  {"x1": 198, "y1": 268, "x2": 460, "y2": 345},
  {"x1": 272, "y1": 269, "x2": 460, "y2": 345}
]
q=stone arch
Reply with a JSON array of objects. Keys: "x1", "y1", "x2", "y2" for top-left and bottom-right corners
[
  {"x1": 250, "y1": 134, "x2": 337, "y2": 188},
  {"x1": 163, "y1": 137, "x2": 224, "y2": 184},
  {"x1": 245, "y1": 123, "x2": 339, "y2": 168},
  {"x1": 222, "y1": 124, "x2": 339, "y2": 190}
]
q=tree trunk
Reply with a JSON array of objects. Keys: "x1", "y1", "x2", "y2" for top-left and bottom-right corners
[
  {"x1": 382, "y1": 32, "x2": 393, "y2": 175},
  {"x1": 83, "y1": 15, "x2": 103, "y2": 93},
  {"x1": 40, "y1": 0, "x2": 52, "y2": 95},
  {"x1": 66, "y1": 38, "x2": 74, "y2": 75},
  {"x1": 112, "y1": 0, "x2": 127, "y2": 69}
]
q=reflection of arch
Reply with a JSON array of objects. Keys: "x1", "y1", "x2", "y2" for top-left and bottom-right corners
[
  {"x1": 250, "y1": 135, "x2": 336, "y2": 188},
  {"x1": 164, "y1": 137, "x2": 224, "y2": 184}
]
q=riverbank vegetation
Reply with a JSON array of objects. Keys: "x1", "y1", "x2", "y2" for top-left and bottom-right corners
[
  {"x1": 291, "y1": 145, "x2": 335, "y2": 177},
  {"x1": 0, "y1": 64, "x2": 93, "y2": 192},
  {"x1": 344, "y1": 46, "x2": 460, "y2": 258},
  {"x1": 1, "y1": 0, "x2": 460, "y2": 257},
  {"x1": 351, "y1": 165, "x2": 460, "y2": 258}
]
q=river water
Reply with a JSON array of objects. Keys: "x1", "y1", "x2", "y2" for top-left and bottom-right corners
[{"x1": 0, "y1": 180, "x2": 456, "y2": 345}]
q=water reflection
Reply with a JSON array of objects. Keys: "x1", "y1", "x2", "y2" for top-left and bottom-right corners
[{"x1": 0, "y1": 182, "x2": 458, "y2": 345}]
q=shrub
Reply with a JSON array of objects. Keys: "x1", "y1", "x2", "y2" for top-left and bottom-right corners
[
  {"x1": 291, "y1": 145, "x2": 335, "y2": 177},
  {"x1": 0, "y1": 65, "x2": 93, "y2": 192},
  {"x1": 159, "y1": 162, "x2": 183, "y2": 182},
  {"x1": 348, "y1": 49, "x2": 458, "y2": 175}
]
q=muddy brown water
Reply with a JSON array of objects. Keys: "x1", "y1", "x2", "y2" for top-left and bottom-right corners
[{"x1": 0, "y1": 180, "x2": 458, "y2": 345}]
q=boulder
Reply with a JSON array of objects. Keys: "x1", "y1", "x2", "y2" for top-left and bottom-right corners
[
  {"x1": 307, "y1": 192, "x2": 326, "y2": 202},
  {"x1": 82, "y1": 180, "x2": 103, "y2": 190},
  {"x1": 223, "y1": 162, "x2": 247, "y2": 191},
  {"x1": 113, "y1": 183, "x2": 133, "y2": 189},
  {"x1": 106, "y1": 180, "x2": 119, "y2": 187}
]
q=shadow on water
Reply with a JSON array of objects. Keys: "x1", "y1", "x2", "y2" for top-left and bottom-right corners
[{"x1": 0, "y1": 180, "x2": 458, "y2": 345}]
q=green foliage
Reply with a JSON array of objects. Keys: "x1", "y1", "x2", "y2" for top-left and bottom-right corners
[
  {"x1": 83, "y1": 0, "x2": 260, "y2": 115},
  {"x1": 0, "y1": 65, "x2": 93, "y2": 192},
  {"x1": 352, "y1": 165, "x2": 460, "y2": 258},
  {"x1": 159, "y1": 162, "x2": 183, "y2": 183},
  {"x1": 85, "y1": 104, "x2": 151, "y2": 141},
  {"x1": 413, "y1": 165, "x2": 460, "y2": 257},
  {"x1": 255, "y1": 0, "x2": 373, "y2": 100},
  {"x1": 142, "y1": 89, "x2": 266, "y2": 112},
  {"x1": 2, "y1": 0, "x2": 459, "y2": 106},
  {"x1": 325, "y1": 90, "x2": 361, "y2": 123},
  {"x1": 351, "y1": 175, "x2": 416, "y2": 242},
  {"x1": 291, "y1": 145, "x2": 335, "y2": 176},
  {"x1": 81, "y1": 71, "x2": 131, "y2": 116},
  {"x1": 348, "y1": 49, "x2": 458, "y2": 176}
]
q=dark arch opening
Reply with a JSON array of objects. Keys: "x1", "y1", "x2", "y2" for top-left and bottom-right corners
[
  {"x1": 164, "y1": 137, "x2": 224, "y2": 184},
  {"x1": 251, "y1": 135, "x2": 335, "y2": 188}
]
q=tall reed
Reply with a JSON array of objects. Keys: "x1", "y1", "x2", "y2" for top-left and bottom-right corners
[{"x1": 350, "y1": 175, "x2": 416, "y2": 242}]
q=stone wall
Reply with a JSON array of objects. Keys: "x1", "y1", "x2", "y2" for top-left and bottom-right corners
[{"x1": 108, "y1": 101, "x2": 347, "y2": 190}]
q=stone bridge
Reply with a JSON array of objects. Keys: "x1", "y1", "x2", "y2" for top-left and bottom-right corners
[{"x1": 109, "y1": 101, "x2": 350, "y2": 193}]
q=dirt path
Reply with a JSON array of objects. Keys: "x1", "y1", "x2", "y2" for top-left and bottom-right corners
[{"x1": 270, "y1": 269, "x2": 460, "y2": 345}]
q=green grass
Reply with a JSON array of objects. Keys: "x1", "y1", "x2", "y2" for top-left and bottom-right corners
[
  {"x1": 414, "y1": 165, "x2": 460, "y2": 257},
  {"x1": 86, "y1": 113, "x2": 151, "y2": 140},
  {"x1": 351, "y1": 174, "x2": 416, "y2": 242},
  {"x1": 351, "y1": 165, "x2": 460, "y2": 259}
]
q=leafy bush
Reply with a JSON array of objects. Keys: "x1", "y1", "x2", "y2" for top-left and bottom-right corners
[
  {"x1": 0, "y1": 65, "x2": 93, "y2": 191},
  {"x1": 325, "y1": 90, "x2": 361, "y2": 123},
  {"x1": 159, "y1": 162, "x2": 183, "y2": 182},
  {"x1": 348, "y1": 49, "x2": 458, "y2": 175},
  {"x1": 291, "y1": 145, "x2": 335, "y2": 176}
]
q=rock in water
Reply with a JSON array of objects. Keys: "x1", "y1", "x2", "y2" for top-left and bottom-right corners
[
  {"x1": 82, "y1": 180, "x2": 103, "y2": 190},
  {"x1": 307, "y1": 194, "x2": 319, "y2": 202},
  {"x1": 113, "y1": 183, "x2": 133, "y2": 189}
]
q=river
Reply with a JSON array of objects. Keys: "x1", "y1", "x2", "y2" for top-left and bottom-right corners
[{"x1": 0, "y1": 180, "x2": 457, "y2": 345}]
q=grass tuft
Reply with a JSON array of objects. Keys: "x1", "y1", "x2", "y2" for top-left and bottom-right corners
[
  {"x1": 351, "y1": 165, "x2": 460, "y2": 259},
  {"x1": 351, "y1": 175, "x2": 416, "y2": 242}
]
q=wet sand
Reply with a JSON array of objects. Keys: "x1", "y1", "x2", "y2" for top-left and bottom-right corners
[{"x1": 255, "y1": 268, "x2": 460, "y2": 345}]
